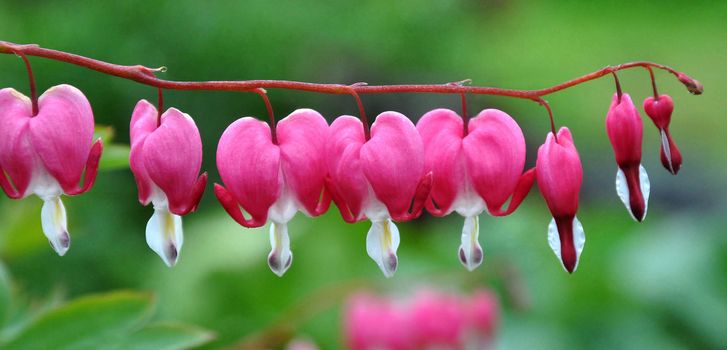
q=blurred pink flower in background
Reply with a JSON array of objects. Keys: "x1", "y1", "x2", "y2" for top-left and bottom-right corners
[{"x1": 344, "y1": 289, "x2": 499, "y2": 350}]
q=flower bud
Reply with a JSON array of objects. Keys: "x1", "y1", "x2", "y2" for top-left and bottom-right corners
[{"x1": 643, "y1": 94, "x2": 682, "y2": 174}]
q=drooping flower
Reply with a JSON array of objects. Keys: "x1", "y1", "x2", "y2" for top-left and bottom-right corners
[
  {"x1": 536, "y1": 127, "x2": 585, "y2": 273},
  {"x1": 0, "y1": 85, "x2": 102, "y2": 255},
  {"x1": 214, "y1": 109, "x2": 330, "y2": 276},
  {"x1": 416, "y1": 109, "x2": 535, "y2": 271},
  {"x1": 606, "y1": 93, "x2": 650, "y2": 222},
  {"x1": 326, "y1": 112, "x2": 431, "y2": 278},
  {"x1": 129, "y1": 100, "x2": 207, "y2": 267},
  {"x1": 643, "y1": 94, "x2": 682, "y2": 174},
  {"x1": 345, "y1": 294, "x2": 412, "y2": 350}
]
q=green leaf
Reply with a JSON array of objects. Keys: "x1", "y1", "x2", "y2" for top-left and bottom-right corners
[
  {"x1": 120, "y1": 323, "x2": 215, "y2": 350},
  {"x1": 99, "y1": 144, "x2": 131, "y2": 170},
  {"x1": 0, "y1": 262, "x2": 11, "y2": 329},
  {"x1": 2, "y1": 291, "x2": 154, "y2": 350}
]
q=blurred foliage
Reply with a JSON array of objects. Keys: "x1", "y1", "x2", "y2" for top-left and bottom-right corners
[{"x1": 0, "y1": 0, "x2": 726, "y2": 349}]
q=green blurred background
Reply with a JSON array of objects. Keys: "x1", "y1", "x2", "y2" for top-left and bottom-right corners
[{"x1": 1, "y1": 1, "x2": 725, "y2": 349}]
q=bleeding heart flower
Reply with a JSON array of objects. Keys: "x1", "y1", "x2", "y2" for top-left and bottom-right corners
[
  {"x1": 417, "y1": 109, "x2": 535, "y2": 271},
  {"x1": 129, "y1": 100, "x2": 207, "y2": 267},
  {"x1": 214, "y1": 109, "x2": 330, "y2": 276},
  {"x1": 643, "y1": 94, "x2": 682, "y2": 175},
  {"x1": 326, "y1": 112, "x2": 431, "y2": 278},
  {"x1": 536, "y1": 127, "x2": 585, "y2": 273},
  {"x1": 0, "y1": 85, "x2": 102, "y2": 256},
  {"x1": 606, "y1": 93, "x2": 650, "y2": 222}
]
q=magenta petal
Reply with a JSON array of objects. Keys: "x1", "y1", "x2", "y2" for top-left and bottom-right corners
[
  {"x1": 361, "y1": 112, "x2": 424, "y2": 221},
  {"x1": 29, "y1": 85, "x2": 94, "y2": 194},
  {"x1": 129, "y1": 100, "x2": 159, "y2": 205},
  {"x1": 416, "y1": 109, "x2": 465, "y2": 216},
  {"x1": 326, "y1": 116, "x2": 369, "y2": 222},
  {"x1": 217, "y1": 117, "x2": 281, "y2": 225},
  {"x1": 464, "y1": 109, "x2": 526, "y2": 213},
  {"x1": 536, "y1": 127, "x2": 583, "y2": 217},
  {"x1": 277, "y1": 109, "x2": 330, "y2": 216},
  {"x1": 66, "y1": 139, "x2": 103, "y2": 196},
  {"x1": 142, "y1": 108, "x2": 204, "y2": 215},
  {"x1": 606, "y1": 93, "x2": 643, "y2": 167},
  {"x1": 0, "y1": 88, "x2": 34, "y2": 198}
]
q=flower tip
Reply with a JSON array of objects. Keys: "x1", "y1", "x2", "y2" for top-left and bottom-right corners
[
  {"x1": 268, "y1": 251, "x2": 293, "y2": 277},
  {"x1": 677, "y1": 72, "x2": 703, "y2": 95},
  {"x1": 51, "y1": 231, "x2": 71, "y2": 256},
  {"x1": 163, "y1": 243, "x2": 179, "y2": 267}
]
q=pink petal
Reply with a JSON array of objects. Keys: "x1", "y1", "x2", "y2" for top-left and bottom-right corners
[
  {"x1": 65, "y1": 139, "x2": 103, "y2": 196},
  {"x1": 361, "y1": 112, "x2": 425, "y2": 221},
  {"x1": 216, "y1": 117, "x2": 281, "y2": 226},
  {"x1": 277, "y1": 109, "x2": 330, "y2": 217},
  {"x1": 536, "y1": 127, "x2": 582, "y2": 217},
  {"x1": 29, "y1": 85, "x2": 94, "y2": 194},
  {"x1": 129, "y1": 100, "x2": 159, "y2": 205},
  {"x1": 464, "y1": 109, "x2": 526, "y2": 214},
  {"x1": 606, "y1": 93, "x2": 643, "y2": 166},
  {"x1": 416, "y1": 109, "x2": 465, "y2": 216},
  {"x1": 0, "y1": 88, "x2": 34, "y2": 198},
  {"x1": 326, "y1": 116, "x2": 369, "y2": 222},
  {"x1": 142, "y1": 108, "x2": 204, "y2": 215}
]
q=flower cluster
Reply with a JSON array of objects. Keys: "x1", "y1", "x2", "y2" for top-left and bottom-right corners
[
  {"x1": 344, "y1": 289, "x2": 498, "y2": 350},
  {"x1": 0, "y1": 46, "x2": 694, "y2": 275}
]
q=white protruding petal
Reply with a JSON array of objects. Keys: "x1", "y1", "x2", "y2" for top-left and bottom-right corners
[
  {"x1": 146, "y1": 208, "x2": 183, "y2": 267},
  {"x1": 366, "y1": 219, "x2": 400, "y2": 278},
  {"x1": 660, "y1": 129, "x2": 674, "y2": 172},
  {"x1": 548, "y1": 216, "x2": 586, "y2": 272},
  {"x1": 268, "y1": 221, "x2": 293, "y2": 277},
  {"x1": 458, "y1": 215, "x2": 483, "y2": 271},
  {"x1": 41, "y1": 196, "x2": 70, "y2": 256},
  {"x1": 615, "y1": 166, "x2": 650, "y2": 221}
]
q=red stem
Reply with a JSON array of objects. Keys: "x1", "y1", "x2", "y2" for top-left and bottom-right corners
[
  {"x1": 537, "y1": 98, "x2": 558, "y2": 143},
  {"x1": 646, "y1": 66, "x2": 659, "y2": 98},
  {"x1": 156, "y1": 87, "x2": 164, "y2": 127},
  {"x1": 254, "y1": 88, "x2": 277, "y2": 144},
  {"x1": 13, "y1": 50, "x2": 38, "y2": 115},
  {"x1": 0, "y1": 41, "x2": 702, "y2": 107},
  {"x1": 611, "y1": 71, "x2": 623, "y2": 102}
]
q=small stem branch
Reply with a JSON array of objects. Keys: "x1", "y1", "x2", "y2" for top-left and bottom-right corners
[
  {"x1": 345, "y1": 86, "x2": 369, "y2": 140},
  {"x1": 460, "y1": 93, "x2": 468, "y2": 135},
  {"x1": 611, "y1": 71, "x2": 623, "y2": 102},
  {"x1": 537, "y1": 98, "x2": 558, "y2": 142},
  {"x1": 156, "y1": 87, "x2": 164, "y2": 127},
  {"x1": 645, "y1": 66, "x2": 659, "y2": 98},
  {"x1": 253, "y1": 88, "x2": 277, "y2": 144},
  {"x1": 13, "y1": 50, "x2": 38, "y2": 115}
]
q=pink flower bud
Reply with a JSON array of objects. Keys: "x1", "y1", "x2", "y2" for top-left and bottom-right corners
[
  {"x1": 536, "y1": 127, "x2": 585, "y2": 273},
  {"x1": 605, "y1": 93, "x2": 650, "y2": 222},
  {"x1": 643, "y1": 94, "x2": 682, "y2": 174},
  {"x1": 0, "y1": 85, "x2": 102, "y2": 256}
]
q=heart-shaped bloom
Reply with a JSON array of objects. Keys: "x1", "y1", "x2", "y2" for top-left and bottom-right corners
[
  {"x1": 536, "y1": 127, "x2": 585, "y2": 273},
  {"x1": 129, "y1": 100, "x2": 207, "y2": 267},
  {"x1": 326, "y1": 112, "x2": 431, "y2": 278},
  {"x1": 417, "y1": 109, "x2": 535, "y2": 271},
  {"x1": 643, "y1": 94, "x2": 682, "y2": 175},
  {"x1": 214, "y1": 109, "x2": 330, "y2": 276},
  {"x1": 606, "y1": 93, "x2": 650, "y2": 222},
  {"x1": 0, "y1": 85, "x2": 102, "y2": 255}
]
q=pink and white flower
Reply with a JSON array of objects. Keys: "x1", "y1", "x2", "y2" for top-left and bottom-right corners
[
  {"x1": 0, "y1": 85, "x2": 102, "y2": 255},
  {"x1": 214, "y1": 109, "x2": 330, "y2": 276},
  {"x1": 326, "y1": 112, "x2": 431, "y2": 278},
  {"x1": 536, "y1": 127, "x2": 585, "y2": 273},
  {"x1": 606, "y1": 93, "x2": 649, "y2": 222},
  {"x1": 129, "y1": 100, "x2": 207, "y2": 267},
  {"x1": 643, "y1": 94, "x2": 682, "y2": 175},
  {"x1": 417, "y1": 109, "x2": 535, "y2": 271}
]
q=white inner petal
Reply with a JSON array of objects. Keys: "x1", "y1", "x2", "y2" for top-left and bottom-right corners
[
  {"x1": 459, "y1": 215, "x2": 483, "y2": 271},
  {"x1": 146, "y1": 207, "x2": 183, "y2": 267},
  {"x1": 41, "y1": 196, "x2": 70, "y2": 256},
  {"x1": 366, "y1": 219, "x2": 400, "y2": 278},
  {"x1": 268, "y1": 221, "x2": 293, "y2": 277},
  {"x1": 660, "y1": 129, "x2": 673, "y2": 172},
  {"x1": 614, "y1": 166, "x2": 650, "y2": 221},
  {"x1": 547, "y1": 216, "x2": 586, "y2": 272}
]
